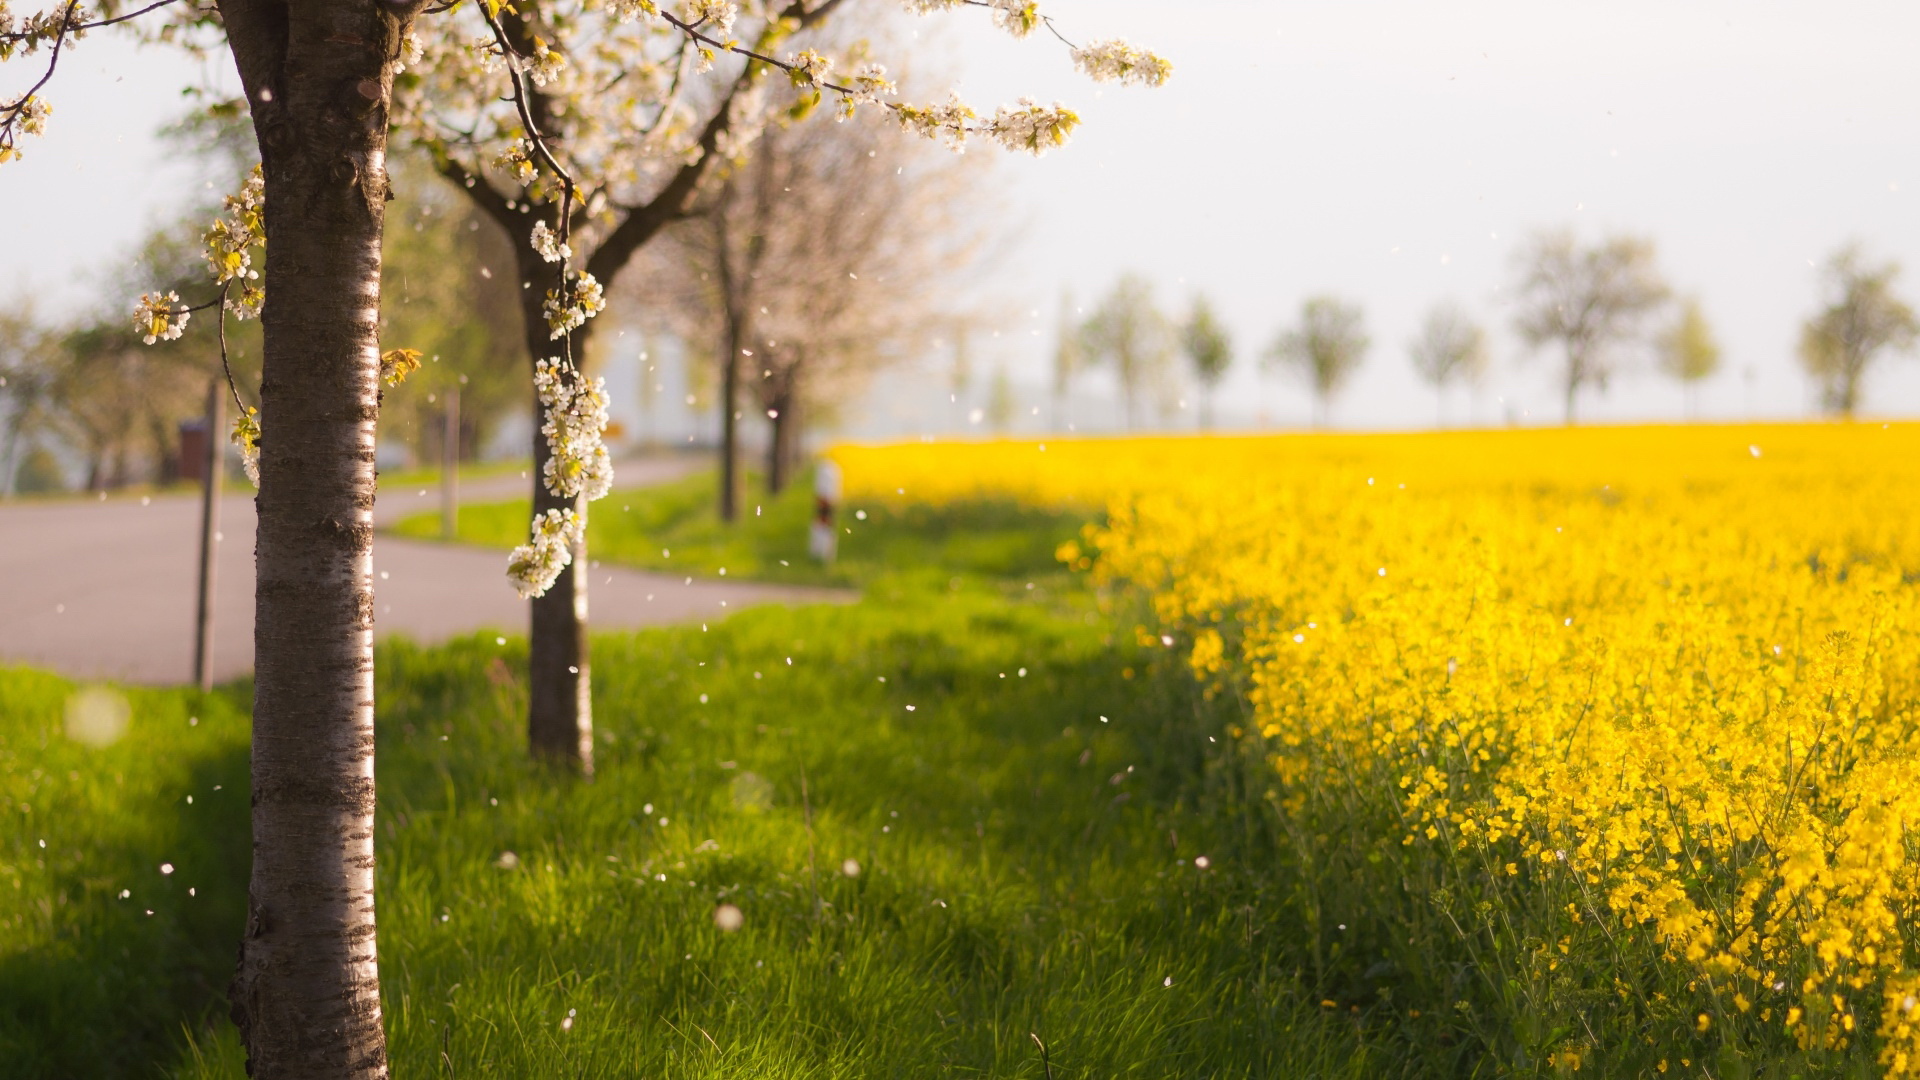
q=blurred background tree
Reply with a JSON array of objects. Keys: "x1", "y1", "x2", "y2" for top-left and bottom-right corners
[
  {"x1": 0, "y1": 307, "x2": 59, "y2": 496},
  {"x1": 1512, "y1": 229, "x2": 1671, "y2": 424},
  {"x1": 1798, "y1": 245, "x2": 1917, "y2": 416},
  {"x1": 1658, "y1": 296, "x2": 1722, "y2": 420},
  {"x1": 0, "y1": 209, "x2": 261, "y2": 493},
  {"x1": 1408, "y1": 300, "x2": 1488, "y2": 427},
  {"x1": 1051, "y1": 290, "x2": 1082, "y2": 429},
  {"x1": 1080, "y1": 273, "x2": 1173, "y2": 431},
  {"x1": 379, "y1": 157, "x2": 529, "y2": 468},
  {"x1": 987, "y1": 365, "x2": 1017, "y2": 433},
  {"x1": 1180, "y1": 295, "x2": 1233, "y2": 429},
  {"x1": 1268, "y1": 295, "x2": 1368, "y2": 428},
  {"x1": 629, "y1": 106, "x2": 988, "y2": 506}
]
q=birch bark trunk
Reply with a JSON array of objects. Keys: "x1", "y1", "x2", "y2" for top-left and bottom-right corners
[{"x1": 219, "y1": 1, "x2": 416, "y2": 1074}]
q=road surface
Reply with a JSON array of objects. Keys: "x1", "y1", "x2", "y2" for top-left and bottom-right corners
[{"x1": 0, "y1": 457, "x2": 848, "y2": 685}]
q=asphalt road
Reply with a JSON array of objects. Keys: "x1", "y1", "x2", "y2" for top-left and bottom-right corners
[{"x1": 0, "y1": 457, "x2": 847, "y2": 685}]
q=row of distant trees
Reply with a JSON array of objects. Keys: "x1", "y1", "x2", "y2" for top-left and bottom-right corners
[
  {"x1": 1059, "y1": 232, "x2": 1918, "y2": 427},
  {"x1": 0, "y1": 121, "x2": 529, "y2": 495},
  {"x1": 0, "y1": 98, "x2": 979, "y2": 499}
]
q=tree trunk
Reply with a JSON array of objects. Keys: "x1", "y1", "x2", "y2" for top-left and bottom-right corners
[
  {"x1": 1839, "y1": 355, "x2": 1863, "y2": 417},
  {"x1": 519, "y1": 249, "x2": 594, "y2": 774},
  {"x1": 220, "y1": 2, "x2": 412, "y2": 1075},
  {"x1": 719, "y1": 313, "x2": 743, "y2": 522},
  {"x1": 767, "y1": 384, "x2": 796, "y2": 496},
  {"x1": 193, "y1": 378, "x2": 223, "y2": 693},
  {"x1": 0, "y1": 418, "x2": 21, "y2": 498},
  {"x1": 1562, "y1": 345, "x2": 1582, "y2": 425}
]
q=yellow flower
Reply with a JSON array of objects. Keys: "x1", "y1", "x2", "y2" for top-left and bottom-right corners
[{"x1": 832, "y1": 424, "x2": 1920, "y2": 1068}]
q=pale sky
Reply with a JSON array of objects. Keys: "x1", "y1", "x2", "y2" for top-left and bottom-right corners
[{"x1": 6, "y1": 1, "x2": 1920, "y2": 433}]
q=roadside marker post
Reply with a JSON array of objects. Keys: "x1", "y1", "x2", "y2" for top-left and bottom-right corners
[
  {"x1": 810, "y1": 460, "x2": 841, "y2": 564},
  {"x1": 191, "y1": 378, "x2": 222, "y2": 692}
]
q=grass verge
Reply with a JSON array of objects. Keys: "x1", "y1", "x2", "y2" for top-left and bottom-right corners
[
  {"x1": 388, "y1": 466, "x2": 1097, "y2": 591},
  {"x1": 2, "y1": 570, "x2": 1360, "y2": 1078}
]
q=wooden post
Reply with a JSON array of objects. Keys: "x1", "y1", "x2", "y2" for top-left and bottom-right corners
[
  {"x1": 192, "y1": 378, "x2": 223, "y2": 692},
  {"x1": 809, "y1": 459, "x2": 840, "y2": 564},
  {"x1": 441, "y1": 383, "x2": 460, "y2": 540}
]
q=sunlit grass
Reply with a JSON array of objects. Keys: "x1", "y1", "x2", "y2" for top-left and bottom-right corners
[
  {"x1": 0, "y1": 671, "x2": 252, "y2": 1077},
  {"x1": 2, "y1": 525, "x2": 1357, "y2": 1078},
  {"x1": 375, "y1": 457, "x2": 532, "y2": 494},
  {"x1": 388, "y1": 466, "x2": 1096, "y2": 591}
]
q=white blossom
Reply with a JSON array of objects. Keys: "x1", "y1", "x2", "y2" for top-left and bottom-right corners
[
  {"x1": 844, "y1": 63, "x2": 895, "y2": 107},
  {"x1": 203, "y1": 166, "x2": 265, "y2": 286},
  {"x1": 507, "y1": 507, "x2": 584, "y2": 599},
  {"x1": 543, "y1": 272, "x2": 605, "y2": 338},
  {"x1": 391, "y1": 31, "x2": 424, "y2": 75},
  {"x1": 1070, "y1": 39, "x2": 1173, "y2": 87},
  {"x1": 786, "y1": 48, "x2": 832, "y2": 88},
  {"x1": 530, "y1": 219, "x2": 571, "y2": 263},
  {"x1": 608, "y1": 0, "x2": 660, "y2": 23},
  {"x1": 683, "y1": 0, "x2": 736, "y2": 36},
  {"x1": 894, "y1": 93, "x2": 977, "y2": 152},
  {"x1": 985, "y1": 98, "x2": 1078, "y2": 156},
  {"x1": 525, "y1": 41, "x2": 568, "y2": 88},
  {"x1": 17, "y1": 94, "x2": 49, "y2": 135},
  {"x1": 1, "y1": 93, "x2": 51, "y2": 163},
  {"x1": 988, "y1": 0, "x2": 1041, "y2": 38},
  {"x1": 231, "y1": 406, "x2": 261, "y2": 488},
  {"x1": 2, "y1": 4, "x2": 92, "y2": 60},
  {"x1": 133, "y1": 291, "x2": 189, "y2": 345},
  {"x1": 471, "y1": 35, "x2": 507, "y2": 74},
  {"x1": 226, "y1": 284, "x2": 264, "y2": 321},
  {"x1": 533, "y1": 357, "x2": 614, "y2": 501},
  {"x1": 493, "y1": 141, "x2": 537, "y2": 185}
]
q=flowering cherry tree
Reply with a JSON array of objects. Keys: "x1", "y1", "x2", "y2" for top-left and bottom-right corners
[
  {"x1": 2, "y1": 0, "x2": 1164, "y2": 1073},
  {"x1": 388, "y1": 0, "x2": 1169, "y2": 774}
]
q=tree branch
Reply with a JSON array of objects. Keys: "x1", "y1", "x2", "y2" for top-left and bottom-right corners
[{"x1": 429, "y1": 143, "x2": 519, "y2": 236}]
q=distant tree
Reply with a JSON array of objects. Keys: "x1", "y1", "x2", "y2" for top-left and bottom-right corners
[
  {"x1": 1798, "y1": 245, "x2": 1918, "y2": 416},
  {"x1": 1407, "y1": 300, "x2": 1488, "y2": 427},
  {"x1": 987, "y1": 365, "x2": 1017, "y2": 432},
  {"x1": 1267, "y1": 295, "x2": 1368, "y2": 428},
  {"x1": 1180, "y1": 296, "x2": 1233, "y2": 429},
  {"x1": 17, "y1": 218, "x2": 248, "y2": 492},
  {"x1": 633, "y1": 107, "x2": 987, "y2": 497},
  {"x1": 379, "y1": 160, "x2": 529, "y2": 468},
  {"x1": 1080, "y1": 273, "x2": 1173, "y2": 429},
  {"x1": 1051, "y1": 290, "x2": 1082, "y2": 428},
  {"x1": 49, "y1": 320, "x2": 205, "y2": 490},
  {"x1": 1658, "y1": 296, "x2": 1722, "y2": 420},
  {"x1": 2, "y1": 1, "x2": 1167, "y2": 1068},
  {"x1": 0, "y1": 308, "x2": 58, "y2": 498},
  {"x1": 1512, "y1": 230, "x2": 1670, "y2": 423}
]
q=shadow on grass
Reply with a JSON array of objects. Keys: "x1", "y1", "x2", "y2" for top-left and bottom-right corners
[
  {"x1": 5, "y1": 581, "x2": 1358, "y2": 1078},
  {"x1": 0, "y1": 673, "x2": 252, "y2": 1080}
]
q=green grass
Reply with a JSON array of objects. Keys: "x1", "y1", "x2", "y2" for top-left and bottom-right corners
[
  {"x1": 388, "y1": 466, "x2": 1097, "y2": 590},
  {"x1": 375, "y1": 457, "x2": 532, "y2": 494},
  {"x1": 0, "y1": 673, "x2": 252, "y2": 1076},
  {"x1": 0, "y1": 528, "x2": 1363, "y2": 1078}
]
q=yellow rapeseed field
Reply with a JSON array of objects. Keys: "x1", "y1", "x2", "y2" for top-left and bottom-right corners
[{"x1": 835, "y1": 425, "x2": 1920, "y2": 1073}]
